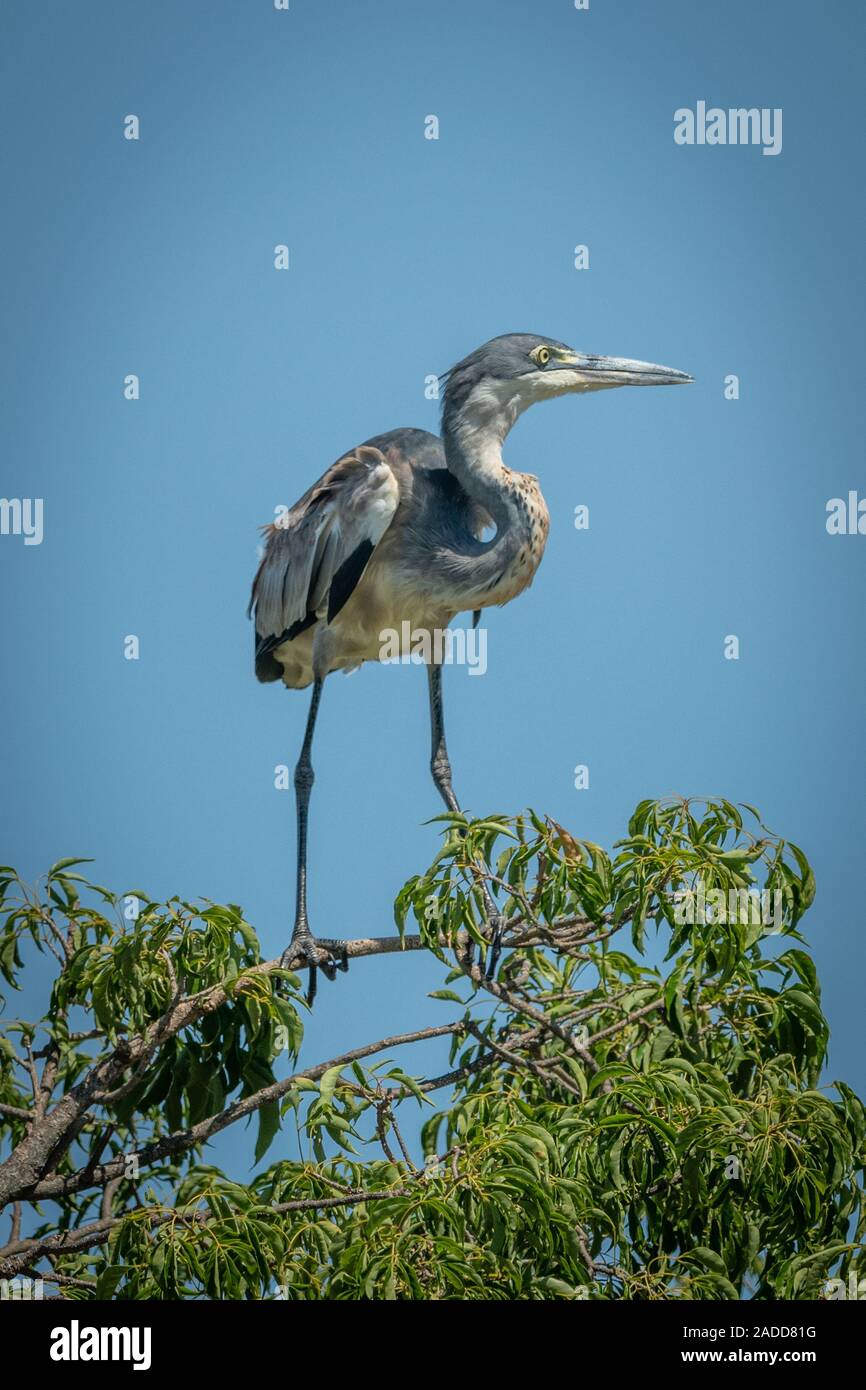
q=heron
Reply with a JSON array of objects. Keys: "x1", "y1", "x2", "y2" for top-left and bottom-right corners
[{"x1": 250, "y1": 333, "x2": 692, "y2": 1000}]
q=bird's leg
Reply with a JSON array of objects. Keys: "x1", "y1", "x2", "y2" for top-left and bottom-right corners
[
  {"x1": 280, "y1": 677, "x2": 348, "y2": 1004},
  {"x1": 427, "y1": 663, "x2": 504, "y2": 977}
]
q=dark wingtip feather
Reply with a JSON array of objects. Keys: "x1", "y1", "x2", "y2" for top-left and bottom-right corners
[
  {"x1": 327, "y1": 539, "x2": 375, "y2": 624},
  {"x1": 255, "y1": 649, "x2": 284, "y2": 683},
  {"x1": 253, "y1": 612, "x2": 318, "y2": 682}
]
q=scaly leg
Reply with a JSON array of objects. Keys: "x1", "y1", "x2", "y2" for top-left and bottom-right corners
[
  {"x1": 280, "y1": 677, "x2": 348, "y2": 1004},
  {"x1": 427, "y1": 662, "x2": 504, "y2": 976}
]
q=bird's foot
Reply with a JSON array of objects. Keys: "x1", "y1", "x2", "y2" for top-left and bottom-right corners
[
  {"x1": 459, "y1": 916, "x2": 505, "y2": 980},
  {"x1": 280, "y1": 930, "x2": 349, "y2": 1006},
  {"x1": 481, "y1": 913, "x2": 505, "y2": 980}
]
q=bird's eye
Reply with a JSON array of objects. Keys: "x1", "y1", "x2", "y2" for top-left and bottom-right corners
[{"x1": 533, "y1": 346, "x2": 551, "y2": 366}]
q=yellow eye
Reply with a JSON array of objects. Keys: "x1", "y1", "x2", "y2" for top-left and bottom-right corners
[{"x1": 533, "y1": 346, "x2": 551, "y2": 366}]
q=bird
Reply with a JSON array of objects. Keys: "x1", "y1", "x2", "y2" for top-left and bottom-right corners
[{"x1": 249, "y1": 333, "x2": 692, "y2": 1000}]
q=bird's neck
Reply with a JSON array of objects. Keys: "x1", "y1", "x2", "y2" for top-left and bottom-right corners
[
  {"x1": 443, "y1": 397, "x2": 523, "y2": 529},
  {"x1": 442, "y1": 403, "x2": 550, "y2": 608}
]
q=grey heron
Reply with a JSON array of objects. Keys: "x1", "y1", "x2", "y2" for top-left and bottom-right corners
[{"x1": 250, "y1": 333, "x2": 692, "y2": 1000}]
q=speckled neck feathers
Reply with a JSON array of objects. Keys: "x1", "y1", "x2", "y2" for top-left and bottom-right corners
[{"x1": 441, "y1": 376, "x2": 550, "y2": 609}]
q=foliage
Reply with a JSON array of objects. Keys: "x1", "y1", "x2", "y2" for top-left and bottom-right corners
[{"x1": 0, "y1": 798, "x2": 863, "y2": 1300}]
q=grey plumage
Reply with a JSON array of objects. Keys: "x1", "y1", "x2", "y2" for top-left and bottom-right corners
[
  {"x1": 250, "y1": 427, "x2": 494, "y2": 689},
  {"x1": 250, "y1": 333, "x2": 692, "y2": 999}
]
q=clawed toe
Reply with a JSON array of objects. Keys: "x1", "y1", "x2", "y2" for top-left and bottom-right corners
[
  {"x1": 480, "y1": 915, "x2": 505, "y2": 979},
  {"x1": 281, "y1": 933, "x2": 349, "y2": 1005},
  {"x1": 316, "y1": 938, "x2": 350, "y2": 981}
]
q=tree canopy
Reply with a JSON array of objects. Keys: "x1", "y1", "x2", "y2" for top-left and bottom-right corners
[{"x1": 1, "y1": 797, "x2": 863, "y2": 1300}]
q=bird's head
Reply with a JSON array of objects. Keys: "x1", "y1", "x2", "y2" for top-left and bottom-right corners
[{"x1": 442, "y1": 332, "x2": 692, "y2": 440}]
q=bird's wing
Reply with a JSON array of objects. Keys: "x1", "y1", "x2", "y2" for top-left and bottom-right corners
[{"x1": 250, "y1": 445, "x2": 400, "y2": 671}]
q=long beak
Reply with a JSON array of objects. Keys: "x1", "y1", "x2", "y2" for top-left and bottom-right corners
[{"x1": 559, "y1": 352, "x2": 693, "y2": 388}]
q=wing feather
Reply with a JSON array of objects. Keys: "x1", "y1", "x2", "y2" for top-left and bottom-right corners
[
  {"x1": 327, "y1": 538, "x2": 375, "y2": 622},
  {"x1": 249, "y1": 445, "x2": 399, "y2": 677}
]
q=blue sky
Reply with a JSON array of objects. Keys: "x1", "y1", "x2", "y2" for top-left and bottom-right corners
[{"x1": 1, "y1": 1, "x2": 864, "y2": 1176}]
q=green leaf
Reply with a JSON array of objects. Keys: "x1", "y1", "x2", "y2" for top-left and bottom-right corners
[
  {"x1": 95, "y1": 1264, "x2": 126, "y2": 1299},
  {"x1": 254, "y1": 1101, "x2": 280, "y2": 1163},
  {"x1": 48, "y1": 857, "x2": 94, "y2": 876},
  {"x1": 319, "y1": 1065, "x2": 344, "y2": 1104}
]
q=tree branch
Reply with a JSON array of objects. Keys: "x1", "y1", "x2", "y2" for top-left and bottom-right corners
[
  {"x1": 16, "y1": 1022, "x2": 466, "y2": 1204},
  {"x1": 0, "y1": 1183, "x2": 429, "y2": 1278},
  {"x1": 0, "y1": 1103, "x2": 31, "y2": 1121},
  {"x1": 0, "y1": 933, "x2": 427, "y2": 1209}
]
